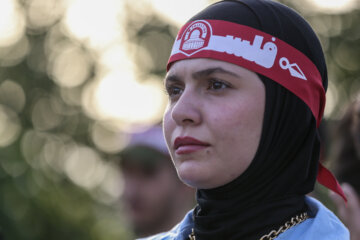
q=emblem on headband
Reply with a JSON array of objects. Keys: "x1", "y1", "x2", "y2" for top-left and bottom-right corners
[
  {"x1": 179, "y1": 20, "x2": 212, "y2": 56},
  {"x1": 279, "y1": 57, "x2": 307, "y2": 80}
]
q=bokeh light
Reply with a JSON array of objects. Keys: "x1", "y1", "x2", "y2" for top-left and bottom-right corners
[
  {"x1": 91, "y1": 163, "x2": 124, "y2": 204},
  {"x1": 94, "y1": 71, "x2": 166, "y2": 125},
  {"x1": 64, "y1": 145, "x2": 107, "y2": 190},
  {"x1": 142, "y1": 0, "x2": 212, "y2": 26},
  {"x1": 21, "y1": 130, "x2": 49, "y2": 169},
  {"x1": 91, "y1": 121, "x2": 129, "y2": 153},
  {"x1": 334, "y1": 41, "x2": 359, "y2": 71},
  {"x1": 0, "y1": 148, "x2": 27, "y2": 177},
  {"x1": 308, "y1": 0, "x2": 358, "y2": 13},
  {"x1": 0, "y1": 105, "x2": 21, "y2": 147},
  {"x1": 63, "y1": 0, "x2": 124, "y2": 50},
  {"x1": 26, "y1": 0, "x2": 65, "y2": 31},
  {"x1": 31, "y1": 96, "x2": 64, "y2": 131},
  {"x1": 0, "y1": 36, "x2": 30, "y2": 67},
  {"x1": 0, "y1": 0, "x2": 26, "y2": 47},
  {"x1": 60, "y1": 86, "x2": 83, "y2": 106},
  {"x1": 41, "y1": 133, "x2": 69, "y2": 173},
  {"x1": 98, "y1": 43, "x2": 131, "y2": 72},
  {"x1": 0, "y1": 80, "x2": 26, "y2": 113},
  {"x1": 324, "y1": 82, "x2": 338, "y2": 118},
  {"x1": 49, "y1": 43, "x2": 92, "y2": 88}
]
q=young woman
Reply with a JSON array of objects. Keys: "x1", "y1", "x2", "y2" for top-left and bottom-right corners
[{"x1": 141, "y1": 0, "x2": 349, "y2": 239}]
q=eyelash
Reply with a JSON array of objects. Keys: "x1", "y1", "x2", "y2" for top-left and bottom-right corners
[
  {"x1": 165, "y1": 78, "x2": 232, "y2": 98},
  {"x1": 165, "y1": 84, "x2": 183, "y2": 98},
  {"x1": 207, "y1": 78, "x2": 231, "y2": 90}
]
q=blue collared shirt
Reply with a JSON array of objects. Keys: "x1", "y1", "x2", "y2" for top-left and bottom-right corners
[{"x1": 139, "y1": 196, "x2": 349, "y2": 240}]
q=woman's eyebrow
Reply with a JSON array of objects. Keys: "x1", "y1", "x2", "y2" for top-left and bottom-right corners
[
  {"x1": 192, "y1": 67, "x2": 239, "y2": 79},
  {"x1": 164, "y1": 67, "x2": 239, "y2": 83},
  {"x1": 164, "y1": 74, "x2": 181, "y2": 84}
]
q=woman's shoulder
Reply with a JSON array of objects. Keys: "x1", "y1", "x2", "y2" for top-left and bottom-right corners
[
  {"x1": 137, "y1": 210, "x2": 194, "y2": 240},
  {"x1": 138, "y1": 197, "x2": 349, "y2": 240},
  {"x1": 276, "y1": 196, "x2": 349, "y2": 240}
]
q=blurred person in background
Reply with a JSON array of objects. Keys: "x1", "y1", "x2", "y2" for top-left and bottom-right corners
[
  {"x1": 330, "y1": 94, "x2": 360, "y2": 240},
  {"x1": 117, "y1": 125, "x2": 195, "y2": 238}
]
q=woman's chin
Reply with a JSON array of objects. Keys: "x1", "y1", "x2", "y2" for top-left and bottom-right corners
[{"x1": 177, "y1": 162, "x2": 215, "y2": 189}]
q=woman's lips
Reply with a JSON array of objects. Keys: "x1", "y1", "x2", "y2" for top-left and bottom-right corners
[{"x1": 174, "y1": 136, "x2": 210, "y2": 154}]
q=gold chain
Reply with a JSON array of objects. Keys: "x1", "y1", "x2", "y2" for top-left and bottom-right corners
[
  {"x1": 189, "y1": 212, "x2": 308, "y2": 240},
  {"x1": 189, "y1": 228, "x2": 196, "y2": 240},
  {"x1": 259, "y1": 212, "x2": 309, "y2": 240}
]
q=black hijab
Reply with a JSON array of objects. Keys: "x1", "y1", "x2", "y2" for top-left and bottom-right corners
[{"x1": 186, "y1": 1, "x2": 328, "y2": 239}]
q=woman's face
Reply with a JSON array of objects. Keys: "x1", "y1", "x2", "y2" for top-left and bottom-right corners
[{"x1": 163, "y1": 58, "x2": 265, "y2": 189}]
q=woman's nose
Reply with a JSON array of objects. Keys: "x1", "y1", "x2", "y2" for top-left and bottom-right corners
[{"x1": 171, "y1": 89, "x2": 202, "y2": 126}]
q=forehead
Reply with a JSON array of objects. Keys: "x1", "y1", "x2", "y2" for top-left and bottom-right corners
[
  {"x1": 168, "y1": 58, "x2": 249, "y2": 74},
  {"x1": 166, "y1": 58, "x2": 256, "y2": 82}
]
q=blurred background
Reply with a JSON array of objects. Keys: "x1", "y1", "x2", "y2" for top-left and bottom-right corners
[{"x1": 0, "y1": 0, "x2": 359, "y2": 239}]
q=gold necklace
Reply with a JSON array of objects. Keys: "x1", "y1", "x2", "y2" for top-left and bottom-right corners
[
  {"x1": 188, "y1": 212, "x2": 309, "y2": 240},
  {"x1": 189, "y1": 229, "x2": 196, "y2": 240},
  {"x1": 259, "y1": 212, "x2": 309, "y2": 240}
]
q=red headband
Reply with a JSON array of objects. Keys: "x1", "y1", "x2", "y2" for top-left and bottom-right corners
[{"x1": 167, "y1": 19, "x2": 346, "y2": 202}]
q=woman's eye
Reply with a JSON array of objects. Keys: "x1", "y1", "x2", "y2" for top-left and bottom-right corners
[
  {"x1": 166, "y1": 85, "x2": 183, "y2": 97},
  {"x1": 208, "y1": 80, "x2": 229, "y2": 90}
]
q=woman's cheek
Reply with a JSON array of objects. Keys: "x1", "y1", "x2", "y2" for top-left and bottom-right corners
[{"x1": 163, "y1": 111, "x2": 174, "y2": 151}]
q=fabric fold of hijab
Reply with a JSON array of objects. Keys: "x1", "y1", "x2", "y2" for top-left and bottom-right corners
[{"x1": 182, "y1": 0, "x2": 328, "y2": 239}]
